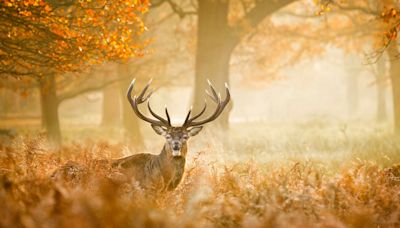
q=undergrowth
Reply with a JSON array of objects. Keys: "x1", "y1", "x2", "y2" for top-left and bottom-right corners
[{"x1": 0, "y1": 128, "x2": 400, "y2": 227}]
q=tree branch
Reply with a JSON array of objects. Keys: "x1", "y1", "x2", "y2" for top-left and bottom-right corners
[
  {"x1": 150, "y1": 0, "x2": 167, "y2": 8},
  {"x1": 241, "y1": 0, "x2": 297, "y2": 28},
  {"x1": 166, "y1": 0, "x2": 197, "y2": 18},
  {"x1": 330, "y1": 1, "x2": 378, "y2": 16},
  {"x1": 57, "y1": 75, "x2": 130, "y2": 102},
  {"x1": 228, "y1": 0, "x2": 297, "y2": 47},
  {"x1": 150, "y1": 0, "x2": 197, "y2": 18}
]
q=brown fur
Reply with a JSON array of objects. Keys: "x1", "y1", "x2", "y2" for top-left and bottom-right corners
[{"x1": 112, "y1": 143, "x2": 188, "y2": 192}]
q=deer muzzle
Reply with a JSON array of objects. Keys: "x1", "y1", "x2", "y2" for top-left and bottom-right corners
[
  {"x1": 171, "y1": 142, "x2": 182, "y2": 157},
  {"x1": 172, "y1": 149, "x2": 181, "y2": 157}
]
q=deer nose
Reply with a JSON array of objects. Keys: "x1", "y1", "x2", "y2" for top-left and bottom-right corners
[
  {"x1": 172, "y1": 141, "x2": 181, "y2": 149},
  {"x1": 172, "y1": 144, "x2": 180, "y2": 150}
]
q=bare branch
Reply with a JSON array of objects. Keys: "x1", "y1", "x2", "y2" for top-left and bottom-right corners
[
  {"x1": 57, "y1": 71, "x2": 133, "y2": 102},
  {"x1": 239, "y1": 0, "x2": 296, "y2": 28},
  {"x1": 166, "y1": 0, "x2": 197, "y2": 18}
]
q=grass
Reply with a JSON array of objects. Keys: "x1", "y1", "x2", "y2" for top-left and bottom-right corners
[{"x1": 0, "y1": 122, "x2": 400, "y2": 227}]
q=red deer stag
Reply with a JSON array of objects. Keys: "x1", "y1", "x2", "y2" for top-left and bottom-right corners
[{"x1": 112, "y1": 78, "x2": 230, "y2": 191}]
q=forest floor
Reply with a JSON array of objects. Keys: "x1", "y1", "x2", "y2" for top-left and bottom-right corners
[{"x1": 0, "y1": 122, "x2": 400, "y2": 227}]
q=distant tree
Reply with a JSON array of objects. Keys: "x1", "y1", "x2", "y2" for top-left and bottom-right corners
[
  {"x1": 244, "y1": 0, "x2": 400, "y2": 131},
  {"x1": 374, "y1": 54, "x2": 388, "y2": 122},
  {"x1": 101, "y1": 67, "x2": 121, "y2": 128},
  {"x1": 151, "y1": 0, "x2": 297, "y2": 129},
  {"x1": 320, "y1": 0, "x2": 400, "y2": 132},
  {"x1": 150, "y1": 0, "x2": 400, "y2": 132},
  {"x1": 0, "y1": 0, "x2": 149, "y2": 145}
]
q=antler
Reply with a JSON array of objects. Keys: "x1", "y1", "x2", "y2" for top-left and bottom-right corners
[
  {"x1": 183, "y1": 80, "x2": 230, "y2": 127},
  {"x1": 127, "y1": 78, "x2": 172, "y2": 127}
]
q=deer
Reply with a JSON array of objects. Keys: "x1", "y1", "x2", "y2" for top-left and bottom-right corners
[{"x1": 111, "y1": 78, "x2": 230, "y2": 192}]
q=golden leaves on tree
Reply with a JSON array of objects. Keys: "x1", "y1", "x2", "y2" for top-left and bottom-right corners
[
  {"x1": 381, "y1": 7, "x2": 400, "y2": 46},
  {"x1": 0, "y1": 0, "x2": 150, "y2": 78}
]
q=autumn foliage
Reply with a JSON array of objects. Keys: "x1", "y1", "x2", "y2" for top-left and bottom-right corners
[
  {"x1": 2, "y1": 0, "x2": 400, "y2": 226},
  {"x1": 381, "y1": 7, "x2": 400, "y2": 45},
  {"x1": 0, "y1": 0, "x2": 149, "y2": 78}
]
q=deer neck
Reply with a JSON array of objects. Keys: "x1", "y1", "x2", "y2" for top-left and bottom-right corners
[
  {"x1": 158, "y1": 143, "x2": 187, "y2": 177},
  {"x1": 159, "y1": 143, "x2": 188, "y2": 162}
]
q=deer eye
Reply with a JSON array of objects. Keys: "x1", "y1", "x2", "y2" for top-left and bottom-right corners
[
  {"x1": 165, "y1": 135, "x2": 172, "y2": 140},
  {"x1": 182, "y1": 135, "x2": 189, "y2": 140}
]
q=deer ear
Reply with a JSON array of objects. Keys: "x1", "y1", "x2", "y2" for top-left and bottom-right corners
[
  {"x1": 151, "y1": 124, "x2": 167, "y2": 136},
  {"x1": 188, "y1": 126, "x2": 203, "y2": 137}
]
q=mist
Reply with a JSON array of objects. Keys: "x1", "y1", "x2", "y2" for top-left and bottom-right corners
[{"x1": 1, "y1": 1, "x2": 400, "y2": 227}]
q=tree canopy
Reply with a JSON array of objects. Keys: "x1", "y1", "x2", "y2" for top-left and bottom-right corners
[{"x1": 0, "y1": 0, "x2": 149, "y2": 79}]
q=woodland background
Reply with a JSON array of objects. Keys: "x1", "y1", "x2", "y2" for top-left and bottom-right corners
[
  {"x1": 1, "y1": 0, "x2": 400, "y2": 147},
  {"x1": 1, "y1": 0, "x2": 400, "y2": 227}
]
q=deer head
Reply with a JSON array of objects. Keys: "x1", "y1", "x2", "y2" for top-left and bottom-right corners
[{"x1": 127, "y1": 78, "x2": 230, "y2": 157}]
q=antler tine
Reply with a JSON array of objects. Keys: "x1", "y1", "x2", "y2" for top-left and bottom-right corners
[
  {"x1": 183, "y1": 81, "x2": 230, "y2": 127},
  {"x1": 127, "y1": 78, "x2": 136, "y2": 102},
  {"x1": 190, "y1": 102, "x2": 207, "y2": 120},
  {"x1": 143, "y1": 89, "x2": 153, "y2": 101},
  {"x1": 207, "y1": 79, "x2": 219, "y2": 101},
  {"x1": 127, "y1": 78, "x2": 171, "y2": 127},
  {"x1": 205, "y1": 89, "x2": 219, "y2": 103},
  {"x1": 216, "y1": 83, "x2": 230, "y2": 116},
  {"x1": 137, "y1": 78, "x2": 153, "y2": 103},
  {"x1": 147, "y1": 101, "x2": 171, "y2": 125},
  {"x1": 183, "y1": 106, "x2": 192, "y2": 126},
  {"x1": 183, "y1": 102, "x2": 207, "y2": 126},
  {"x1": 165, "y1": 105, "x2": 171, "y2": 125}
]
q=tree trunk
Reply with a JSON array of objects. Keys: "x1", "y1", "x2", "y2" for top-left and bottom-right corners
[
  {"x1": 387, "y1": 42, "x2": 400, "y2": 133},
  {"x1": 39, "y1": 74, "x2": 61, "y2": 146},
  {"x1": 118, "y1": 64, "x2": 144, "y2": 150},
  {"x1": 193, "y1": 0, "x2": 235, "y2": 129},
  {"x1": 344, "y1": 53, "x2": 360, "y2": 119},
  {"x1": 15, "y1": 91, "x2": 21, "y2": 115},
  {"x1": 346, "y1": 73, "x2": 359, "y2": 118},
  {"x1": 192, "y1": 0, "x2": 296, "y2": 129},
  {"x1": 0, "y1": 89, "x2": 6, "y2": 116},
  {"x1": 376, "y1": 54, "x2": 388, "y2": 122},
  {"x1": 39, "y1": 83, "x2": 47, "y2": 128},
  {"x1": 101, "y1": 84, "x2": 121, "y2": 127}
]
